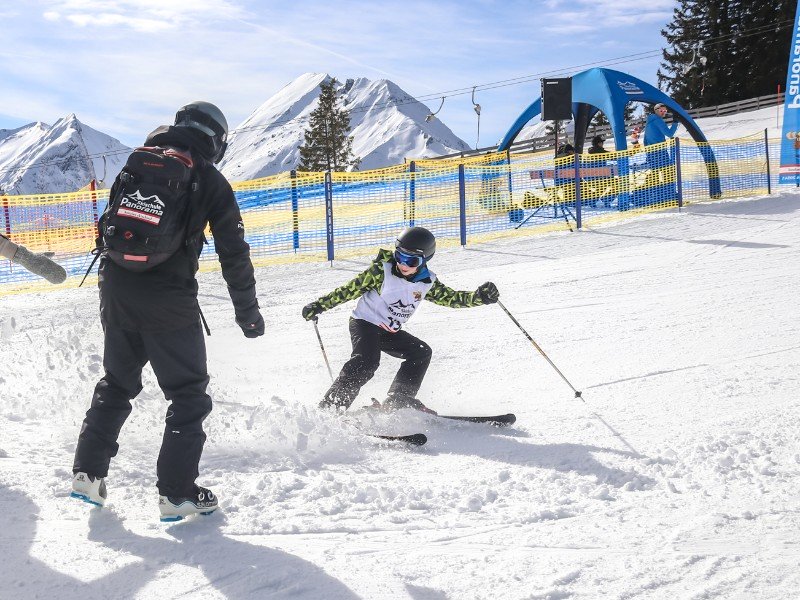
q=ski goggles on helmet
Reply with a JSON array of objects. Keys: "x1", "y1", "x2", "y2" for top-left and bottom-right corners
[{"x1": 394, "y1": 248, "x2": 425, "y2": 268}]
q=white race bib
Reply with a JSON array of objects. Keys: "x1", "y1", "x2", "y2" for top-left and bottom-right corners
[{"x1": 352, "y1": 262, "x2": 435, "y2": 331}]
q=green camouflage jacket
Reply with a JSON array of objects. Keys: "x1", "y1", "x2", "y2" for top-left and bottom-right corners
[{"x1": 315, "y1": 249, "x2": 484, "y2": 311}]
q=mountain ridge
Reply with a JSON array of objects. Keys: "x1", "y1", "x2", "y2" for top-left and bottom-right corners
[
  {"x1": 219, "y1": 73, "x2": 471, "y2": 180},
  {"x1": 0, "y1": 115, "x2": 130, "y2": 195},
  {"x1": 1, "y1": 74, "x2": 471, "y2": 194}
]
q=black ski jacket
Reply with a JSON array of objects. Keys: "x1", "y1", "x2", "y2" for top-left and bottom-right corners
[{"x1": 97, "y1": 126, "x2": 258, "y2": 332}]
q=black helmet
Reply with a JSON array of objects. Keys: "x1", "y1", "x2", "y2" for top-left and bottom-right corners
[
  {"x1": 396, "y1": 226, "x2": 436, "y2": 261},
  {"x1": 174, "y1": 101, "x2": 229, "y2": 163},
  {"x1": 556, "y1": 143, "x2": 574, "y2": 157}
]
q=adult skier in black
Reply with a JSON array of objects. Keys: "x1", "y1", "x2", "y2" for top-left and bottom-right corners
[
  {"x1": 302, "y1": 226, "x2": 499, "y2": 413},
  {"x1": 71, "y1": 101, "x2": 264, "y2": 521}
]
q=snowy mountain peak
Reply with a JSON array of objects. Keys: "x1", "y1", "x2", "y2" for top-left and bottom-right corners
[
  {"x1": 237, "y1": 72, "x2": 329, "y2": 135},
  {"x1": 0, "y1": 122, "x2": 50, "y2": 148},
  {"x1": 44, "y1": 114, "x2": 84, "y2": 144},
  {"x1": 219, "y1": 73, "x2": 470, "y2": 181},
  {"x1": 0, "y1": 115, "x2": 130, "y2": 194}
]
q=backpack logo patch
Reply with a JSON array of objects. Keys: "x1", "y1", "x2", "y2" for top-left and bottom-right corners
[{"x1": 118, "y1": 190, "x2": 166, "y2": 225}]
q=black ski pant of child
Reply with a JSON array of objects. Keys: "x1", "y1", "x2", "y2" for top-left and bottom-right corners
[
  {"x1": 324, "y1": 318, "x2": 432, "y2": 409},
  {"x1": 73, "y1": 321, "x2": 212, "y2": 497}
]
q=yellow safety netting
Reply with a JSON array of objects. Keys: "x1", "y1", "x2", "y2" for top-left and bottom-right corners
[{"x1": 0, "y1": 133, "x2": 778, "y2": 295}]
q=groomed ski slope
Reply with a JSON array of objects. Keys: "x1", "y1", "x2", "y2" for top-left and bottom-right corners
[{"x1": 1, "y1": 192, "x2": 799, "y2": 599}]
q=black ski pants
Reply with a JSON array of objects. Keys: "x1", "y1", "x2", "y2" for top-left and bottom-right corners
[
  {"x1": 324, "y1": 318, "x2": 432, "y2": 409},
  {"x1": 73, "y1": 321, "x2": 211, "y2": 497}
]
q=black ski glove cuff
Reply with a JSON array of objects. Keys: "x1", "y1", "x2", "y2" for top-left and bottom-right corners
[
  {"x1": 475, "y1": 281, "x2": 499, "y2": 304},
  {"x1": 302, "y1": 301, "x2": 324, "y2": 321}
]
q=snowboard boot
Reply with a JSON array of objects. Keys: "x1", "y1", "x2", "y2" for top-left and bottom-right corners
[
  {"x1": 71, "y1": 472, "x2": 107, "y2": 507},
  {"x1": 382, "y1": 394, "x2": 437, "y2": 415},
  {"x1": 158, "y1": 485, "x2": 218, "y2": 522}
]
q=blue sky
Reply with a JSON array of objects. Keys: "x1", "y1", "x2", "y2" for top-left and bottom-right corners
[{"x1": 0, "y1": 0, "x2": 675, "y2": 149}]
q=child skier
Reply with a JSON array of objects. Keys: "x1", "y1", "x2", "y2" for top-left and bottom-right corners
[{"x1": 302, "y1": 226, "x2": 499, "y2": 413}]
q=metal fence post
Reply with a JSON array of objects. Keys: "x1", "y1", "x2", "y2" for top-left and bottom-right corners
[
  {"x1": 764, "y1": 129, "x2": 772, "y2": 195},
  {"x1": 675, "y1": 138, "x2": 683, "y2": 209},
  {"x1": 89, "y1": 179, "x2": 99, "y2": 227},
  {"x1": 409, "y1": 160, "x2": 416, "y2": 226},
  {"x1": 458, "y1": 164, "x2": 467, "y2": 246},
  {"x1": 2, "y1": 188, "x2": 11, "y2": 237},
  {"x1": 505, "y1": 150, "x2": 514, "y2": 206},
  {"x1": 290, "y1": 170, "x2": 300, "y2": 252},
  {"x1": 324, "y1": 171, "x2": 334, "y2": 262},
  {"x1": 618, "y1": 155, "x2": 631, "y2": 211},
  {"x1": 574, "y1": 152, "x2": 582, "y2": 229}
]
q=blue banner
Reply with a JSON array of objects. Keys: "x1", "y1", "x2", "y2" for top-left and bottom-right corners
[{"x1": 779, "y1": 2, "x2": 800, "y2": 184}]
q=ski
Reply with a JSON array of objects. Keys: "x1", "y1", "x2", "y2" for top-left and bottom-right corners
[
  {"x1": 368, "y1": 432, "x2": 427, "y2": 445},
  {"x1": 435, "y1": 413, "x2": 516, "y2": 427},
  {"x1": 343, "y1": 411, "x2": 427, "y2": 445},
  {"x1": 360, "y1": 400, "x2": 516, "y2": 428}
]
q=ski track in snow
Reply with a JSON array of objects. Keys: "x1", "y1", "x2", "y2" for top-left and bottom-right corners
[{"x1": 2, "y1": 193, "x2": 800, "y2": 599}]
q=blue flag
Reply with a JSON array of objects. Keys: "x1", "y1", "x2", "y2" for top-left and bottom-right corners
[{"x1": 779, "y1": 2, "x2": 800, "y2": 184}]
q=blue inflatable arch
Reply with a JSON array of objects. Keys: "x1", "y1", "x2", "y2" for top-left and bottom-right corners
[{"x1": 497, "y1": 68, "x2": 721, "y2": 198}]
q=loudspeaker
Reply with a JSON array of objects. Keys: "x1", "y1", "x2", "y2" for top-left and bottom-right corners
[{"x1": 541, "y1": 78, "x2": 572, "y2": 121}]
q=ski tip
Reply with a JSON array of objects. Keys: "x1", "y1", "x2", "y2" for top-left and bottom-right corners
[
  {"x1": 500, "y1": 413, "x2": 517, "y2": 426},
  {"x1": 370, "y1": 432, "x2": 427, "y2": 445},
  {"x1": 482, "y1": 413, "x2": 516, "y2": 427},
  {"x1": 436, "y1": 413, "x2": 516, "y2": 426}
]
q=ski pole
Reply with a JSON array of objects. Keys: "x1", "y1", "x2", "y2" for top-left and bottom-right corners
[
  {"x1": 497, "y1": 300, "x2": 582, "y2": 399},
  {"x1": 497, "y1": 300, "x2": 641, "y2": 457},
  {"x1": 312, "y1": 318, "x2": 334, "y2": 382}
]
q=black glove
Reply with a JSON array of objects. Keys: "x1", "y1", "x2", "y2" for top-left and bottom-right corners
[
  {"x1": 475, "y1": 281, "x2": 499, "y2": 304},
  {"x1": 302, "y1": 301, "x2": 324, "y2": 322},
  {"x1": 236, "y1": 306, "x2": 265, "y2": 338}
]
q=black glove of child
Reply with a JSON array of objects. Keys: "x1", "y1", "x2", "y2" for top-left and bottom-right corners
[
  {"x1": 302, "y1": 301, "x2": 324, "y2": 322},
  {"x1": 235, "y1": 306, "x2": 265, "y2": 338},
  {"x1": 475, "y1": 281, "x2": 499, "y2": 304}
]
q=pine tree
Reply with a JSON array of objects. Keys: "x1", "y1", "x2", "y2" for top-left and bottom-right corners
[
  {"x1": 658, "y1": 0, "x2": 714, "y2": 107},
  {"x1": 658, "y1": 0, "x2": 795, "y2": 108},
  {"x1": 590, "y1": 111, "x2": 610, "y2": 131},
  {"x1": 736, "y1": 0, "x2": 796, "y2": 99},
  {"x1": 298, "y1": 78, "x2": 360, "y2": 172}
]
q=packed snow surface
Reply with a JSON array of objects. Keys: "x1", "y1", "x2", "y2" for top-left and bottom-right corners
[{"x1": 1, "y1": 192, "x2": 799, "y2": 598}]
